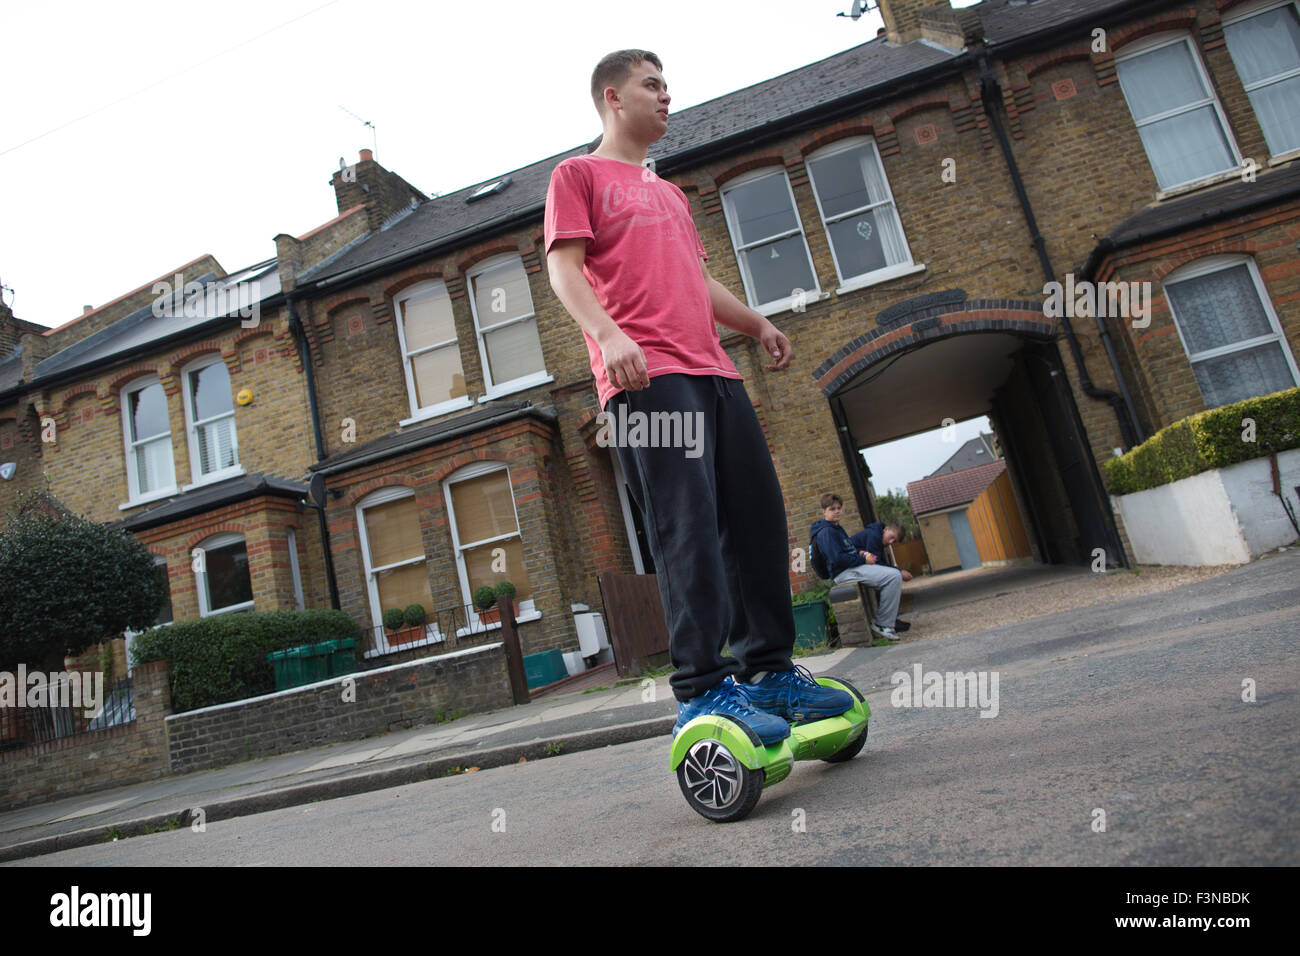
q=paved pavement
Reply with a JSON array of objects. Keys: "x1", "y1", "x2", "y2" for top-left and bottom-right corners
[{"x1": 1, "y1": 548, "x2": 1291, "y2": 862}]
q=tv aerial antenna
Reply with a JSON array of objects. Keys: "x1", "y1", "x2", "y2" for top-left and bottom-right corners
[
  {"x1": 338, "y1": 104, "x2": 377, "y2": 154},
  {"x1": 838, "y1": 0, "x2": 878, "y2": 19}
]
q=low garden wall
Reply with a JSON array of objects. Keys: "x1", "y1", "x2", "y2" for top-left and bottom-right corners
[
  {"x1": 0, "y1": 661, "x2": 172, "y2": 812},
  {"x1": 1111, "y1": 449, "x2": 1300, "y2": 565},
  {"x1": 0, "y1": 644, "x2": 513, "y2": 810},
  {"x1": 165, "y1": 642, "x2": 511, "y2": 774}
]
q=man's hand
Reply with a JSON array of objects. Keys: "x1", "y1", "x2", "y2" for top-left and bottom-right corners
[
  {"x1": 901, "y1": 570, "x2": 914, "y2": 582},
  {"x1": 758, "y1": 318, "x2": 791, "y2": 371},
  {"x1": 548, "y1": 238, "x2": 651, "y2": 391},
  {"x1": 599, "y1": 327, "x2": 650, "y2": 392},
  {"x1": 861, "y1": 550, "x2": 878, "y2": 565},
  {"x1": 701, "y1": 260, "x2": 793, "y2": 371}
]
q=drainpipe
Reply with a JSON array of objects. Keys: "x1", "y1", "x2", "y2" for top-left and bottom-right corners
[
  {"x1": 976, "y1": 50, "x2": 1141, "y2": 450},
  {"x1": 287, "y1": 293, "x2": 341, "y2": 611}
]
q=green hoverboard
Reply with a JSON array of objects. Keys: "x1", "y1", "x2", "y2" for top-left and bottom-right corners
[{"x1": 669, "y1": 677, "x2": 870, "y2": 822}]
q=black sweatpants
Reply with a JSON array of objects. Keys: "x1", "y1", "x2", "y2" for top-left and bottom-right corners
[{"x1": 606, "y1": 373, "x2": 794, "y2": 701}]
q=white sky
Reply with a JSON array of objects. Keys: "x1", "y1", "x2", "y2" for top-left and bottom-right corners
[
  {"x1": 3, "y1": 0, "x2": 990, "y2": 490},
  {"x1": 862, "y1": 415, "x2": 993, "y2": 497},
  {"x1": 1, "y1": 0, "x2": 893, "y2": 329}
]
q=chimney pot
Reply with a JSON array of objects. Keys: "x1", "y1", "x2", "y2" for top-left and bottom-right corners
[{"x1": 359, "y1": 149, "x2": 373, "y2": 163}]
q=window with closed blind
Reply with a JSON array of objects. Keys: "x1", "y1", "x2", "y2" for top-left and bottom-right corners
[
  {"x1": 466, "y1": 254, "x2": 550, "y2": 399},
  {"x1": 357, "y1": 487, "x2": 437, "y2": 648},
  {"x1": 394, "y1": 280, "x2": 472, "y2": 420},
  {"x1": 444, "y1": 462, "x2": 534, "y2": 624}
]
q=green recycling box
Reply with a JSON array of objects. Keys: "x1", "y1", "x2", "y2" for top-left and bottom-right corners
[{"x1": 792, "y1": 601, "x2": 828, "y2": 650}]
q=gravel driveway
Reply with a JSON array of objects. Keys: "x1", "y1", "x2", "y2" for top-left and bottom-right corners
[{"x1": 895, "y1": 555, "x2": 1261, "y2": 642}]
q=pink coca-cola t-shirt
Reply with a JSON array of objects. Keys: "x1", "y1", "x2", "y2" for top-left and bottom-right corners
[{"x1": 544, "y1": 154, "x2": 742, "y2": 408}]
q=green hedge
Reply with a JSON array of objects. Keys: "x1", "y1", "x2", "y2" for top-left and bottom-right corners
[
  {"x1": 1104, "y1": 387, "x2": 1300, "y2": 496},
  {"x1": 130, "y1": 609, "x2": 362, "y2": 713}
]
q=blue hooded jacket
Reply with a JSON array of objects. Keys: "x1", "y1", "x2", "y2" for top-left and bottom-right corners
[{"x1": 809, "y1": 519, "x2": 865, "y2": 579}]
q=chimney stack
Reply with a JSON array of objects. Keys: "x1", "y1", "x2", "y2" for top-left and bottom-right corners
[
  {"x1": 878, "y1": 0, "x2": 953, "y2": 45},
  {"x1": 330, "y1": 148, "x2": 427, "y2": 233}
]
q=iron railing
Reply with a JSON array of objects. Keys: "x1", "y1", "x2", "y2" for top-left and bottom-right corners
[
  {"x1": 0, "y1": 673, "x2": 135, "y2": 750},
  {"x1": 365, "y1": 599, "x2": 517, "y2": 658}
]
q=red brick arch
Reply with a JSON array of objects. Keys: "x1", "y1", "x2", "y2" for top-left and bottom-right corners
[
  {"x1": 798, "y1": 122, "x2": 875, "y2": 157},
  {"x1": 1151, "y1": 243, "x2": 1258, "y2": 280},
  {"x1": 345, "y1": 479, "x2": 421, "y2": 509},
  {"x1": 815, "y1": 301, "x2": 1057, "y2": 395},
  {"x1": 888, "y1": 96, "x2": 953, "y2": 125},
  {"x1": 458, "y1": 241, "x2": 524, "y2": 275},
  {"x1": 1023, "y1": 42, "x2": 1094, "y2": 79},
  {"x1": 184, "y1": 524, "x2": 249, "y2": 552},
  {"x1": 1108, "y1": 9, "x2": 1201, "y2": 53},
  {"x1": 713, "y1": 154, "x2": 788, "y2": 189},
  {"x1": 107, "y1": 365, "x2": 163, "y2": 392},
  {"x1": 431, "y1": 453, "x2": 511, "y2": 484}
]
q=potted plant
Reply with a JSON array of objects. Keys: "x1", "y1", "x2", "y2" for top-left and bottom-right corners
[
  {"x1": 388, "y1": 603, "x2": 427, "y2": 646},
  {"x1": 494, "y1": 580, "x2": 517, "y2": 617},
  {"x1": 473, "y1": 585, "x2": 499, "y2": 625}
]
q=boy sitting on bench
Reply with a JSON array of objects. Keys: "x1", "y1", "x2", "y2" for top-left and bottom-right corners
[{"x1": 811, "y1": 493, "x2": 912, "y2": 642}]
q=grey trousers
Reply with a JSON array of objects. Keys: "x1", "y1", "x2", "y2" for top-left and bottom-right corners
[{"x1": 833, "y1": 562, "x2": 902, "y2": 627}]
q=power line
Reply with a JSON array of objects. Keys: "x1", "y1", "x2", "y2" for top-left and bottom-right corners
[{"x1": 0, "y1": 0, "x2": 345, "y2": 159}]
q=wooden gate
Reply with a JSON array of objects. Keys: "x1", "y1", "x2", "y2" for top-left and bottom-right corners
[
  {"x1": 596, "y1": 572, "x2": 671, "y2": 678},
  {"x1": 891, "y1": 538, "x2": 929, "y2": 576}
]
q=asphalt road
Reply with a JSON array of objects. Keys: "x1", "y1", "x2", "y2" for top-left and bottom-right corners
[{"x1": 14, "y1": 557, "x2": 1299, "y2": 866}]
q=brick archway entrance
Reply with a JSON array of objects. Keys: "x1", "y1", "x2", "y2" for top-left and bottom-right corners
[{"x1": 818, "y1": 291, "x2": 1124, "y2": 568}]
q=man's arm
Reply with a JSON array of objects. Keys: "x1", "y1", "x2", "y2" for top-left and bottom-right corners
[
  {"x1": 700, "y1": 260, "x2": 791, "y2": 371},
  {"x1": 547, "y1": 238, "x2": 650, "y2": 391}
]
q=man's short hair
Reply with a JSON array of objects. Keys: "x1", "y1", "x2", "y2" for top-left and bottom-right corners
[
  {"x1": 820, "y1": 493, "x2": 842, "y2": 510},
  {"x1": 591, "y1": 50, "x2": 663, "y2": 117},
  {"x1": 885, "y1": 523, "x2": 905, "y2": 540}
]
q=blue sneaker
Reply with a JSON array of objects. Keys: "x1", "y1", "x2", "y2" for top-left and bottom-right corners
[
  {"x1": 673, "y1": 677, "x2": 791, "y2": 744},
  {"x1": 734, "y1": 665, "x2": 854, "y2": 723}
]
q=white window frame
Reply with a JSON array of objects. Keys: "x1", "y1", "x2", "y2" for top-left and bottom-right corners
[
  {"x1": 465, "y1": 254, "x2": 553, "y2": 401},
  {"x1": 1222, "y1": 0, "x2": 1300, "y2": 160},
  {"x1": 394, "y1": 280, "x2": 473, "y2": 425},
  {"x1": 1114, "y1": 32, "x2": 1244, "y2": 191},
  {"x1": 720, "y1": 166, "x2": 821, "y2": 315},
  {"x1": 179, "y1": 355, "x2": 243, "y2": 489},
  {"x1": 443, "y1": 461, "x2": 539, "y2": 635},
  {"x1": 356, "y1": 486, "x2": 443, "y2": 657},
  {"x1": 195, "y1": 531, "x2": 255, "y2": 617},
  {"x1": 1162, "y1": 254, "x2": 1300, "y2": 407},
  {"x1": 120, "y1": 376, "x2": 177, "y2": 507},
  {"x1": 805, "y1": 136, "x2": 925, "y2": 293}
]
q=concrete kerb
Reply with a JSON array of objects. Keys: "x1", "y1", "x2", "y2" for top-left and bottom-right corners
[{"x1": 0, "y1": 715, "x2": 675, "y2": 863}]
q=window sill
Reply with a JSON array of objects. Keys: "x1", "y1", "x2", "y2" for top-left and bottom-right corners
[
  {"x1": 1267, "y1": 149, "x2": 1300, "y2": 167},
  {"x1": 1155, "y1": 167, "x2": 1248, "y2": 200},
  {"x1": 455, "y1": 608, "x2": 541, "y2": 638},
  {"x1": 181, "y1": 468, "x2": 246, "y2": 492},
  {"x1": 753, "y1": 292, "x2": 829, "y2": 318},
  {"x1": 400, "y1": 395, "x2": 474, "y2": 428},
  {"x1": 119, "y1": 487, "x2": 179, "y2": 511},
  {"x1": 835, "y1": 263, "x2": 927, "y2": 295},
  {"x1": 478, "y1": 374, "x2": 555, "y2": 402},
  {"x1": 201, "y1": 600, "x2": 254, "y2": 618}
]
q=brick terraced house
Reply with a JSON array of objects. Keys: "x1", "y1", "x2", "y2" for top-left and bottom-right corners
[{"x1": 3, "y1": 0, "x2": 1299, "y2": 678}]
